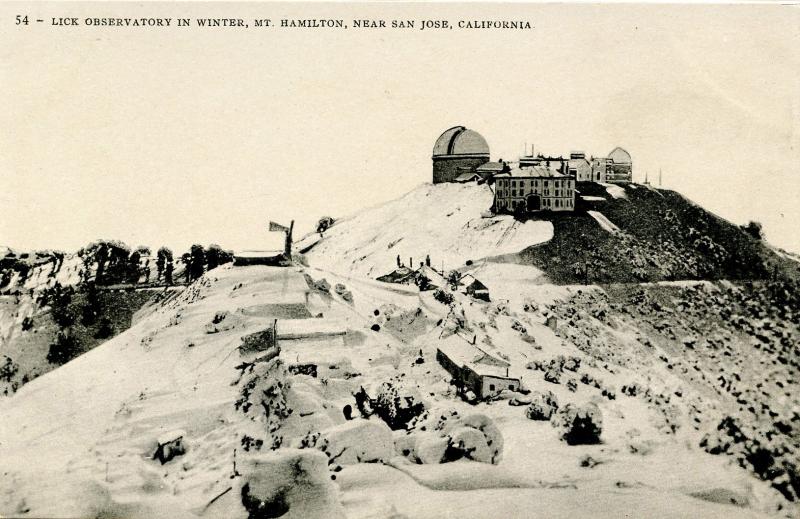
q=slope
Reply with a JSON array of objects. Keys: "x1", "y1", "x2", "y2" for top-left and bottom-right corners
[{"x1": 298, "y1": 182, "x2": 553, "y2": 279}]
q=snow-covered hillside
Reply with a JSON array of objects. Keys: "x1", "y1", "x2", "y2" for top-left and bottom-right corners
[
  {"x1": 2, "y1": 184, "x2": 798, "y2": 519},
  {"x1": 1, "y1": 261, "x2": 794, "y2": 518},
  {"x1": 298, "y1": 183, "x2": 553, "y2": 279}
]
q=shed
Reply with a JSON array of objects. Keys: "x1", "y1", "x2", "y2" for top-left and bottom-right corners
[
  {"x1": 459, "y1": 274, "x2": 490, "y2": 302},
  {"x1": 436, "y1": 336, "x2": 520, "y2": 400}
]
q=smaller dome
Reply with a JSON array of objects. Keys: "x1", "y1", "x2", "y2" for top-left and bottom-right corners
[
  {"x1": 433, "y1": 126, "x2": 490, "y2": 157},
  {"x1": 608, "y1": 147, "x2": 632, "y2": 164}
]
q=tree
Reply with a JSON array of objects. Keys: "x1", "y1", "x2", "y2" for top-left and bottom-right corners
[
  {"x1": 180, "y1": 253, "x2": 192, "y2": 282},
  {"x1": 95, "y1": 317, "x2": 114, "y2": 339},
  {"x1": 205, "y1": 244, "x2": 232, "y2": 271},
  {"x1": 156, "y1": 247, "x2": 173, "y2": 283},
  {"x1": 742, "y1": 221, "x2": 764, "y2": 241},
  {"x1": 164, "y1": 261, "x2": 174, "y2": 286},
  {"x1": 189, "y1": 245, "x2": 205, "y2": 281},
  {"x1": 47, "y1": 332, "x2": 81, "y2": 365},
  {"x1": 127, "y1": 251, "x2": 142, "y2": 284}
]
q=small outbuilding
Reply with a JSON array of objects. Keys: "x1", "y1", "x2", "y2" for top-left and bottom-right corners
[
  {"x1": 459, "y1": 274, "x2": 490, "y2": 302},
  {"x1": 436, "y1": 336, "x2": 520, "y2": 400}
]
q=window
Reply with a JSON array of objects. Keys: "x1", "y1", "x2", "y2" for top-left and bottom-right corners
[
  {"x1": 489, "y1": 384, "x2": 495, "y2": 391},
  {"x1": 509, "y1": 384, "x2": 515, "y2": 391}
]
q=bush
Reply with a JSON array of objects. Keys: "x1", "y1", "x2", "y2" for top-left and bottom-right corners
[
  {"x1": 373, "y1": 380, "x2": 426, "y2": 430},
  {"x1": 525, "y1": 390, "x2": 559, "y2": 420},
  {"x1": 316, "y1": 216, "x2": 336, "y2": 235},
  {"x1": 0, "y1": 356, "x2": 19, "y2": 383},
  {"x1": 433, "y1": 289, "x2": 454, "y2": 305},
  {"x1": 47, "y1": 333, "x2": 82, "y2": 365},
  {"x1": 551, "y1": 402, "x2": 603, "y2": 445},
  {"x1": 741, "y1": 221, "x2": 764, "y2": 240}
]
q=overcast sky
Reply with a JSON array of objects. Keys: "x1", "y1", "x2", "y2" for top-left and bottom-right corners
[{"x1": 1, "y1": 3, "x2": 798, "y2": 254}]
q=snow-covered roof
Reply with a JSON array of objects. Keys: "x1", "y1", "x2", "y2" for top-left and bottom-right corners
[
  {"x1": 438, "y1": 335, "x2": 510, "y2": 377},
  {"x1": 476, "y1": 161, "x2": 507, "y2": 172},
  {"x1": 454, "y1": 172, "x2": 480, "y2": 183},
  {"x1": 495, "y1": 165, "x2": 568, "y2": 179}
]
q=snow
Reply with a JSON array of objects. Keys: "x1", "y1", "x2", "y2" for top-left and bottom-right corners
[
  {"x1": 302, "y1": 183, "x2": 553, "y2": 278},
  {"x1": 588, "y1": 211, "x2": 621, "y2": 234},
  {"x1": 603, "y1": 183, "x2": 628, "y2": 199},
  {"x1": 1, "y1": 187, "x2": 794, "y2": 518}
]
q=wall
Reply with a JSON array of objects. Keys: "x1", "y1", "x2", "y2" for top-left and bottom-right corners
[
  {"x1": 478, "y1": 374, "x2": 521, "y2": 399},
  {"x1": 494, "y1": 177, "x2": 576, "y2": 213},
  {"x1": 432, "y1": 156, "x2": 490, "y2": 184}
]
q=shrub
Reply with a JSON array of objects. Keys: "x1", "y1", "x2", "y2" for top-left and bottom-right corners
[
  {"x1": 373, "y1": 380, "x2": 426, "y2": 430},
  {"x1": 433, "y1": 289, "x2": 454, "y2": 305},
  {"x1": 741, "y1": 221, "x2": 764, "y2": 240},
  {"x1": 0, "y1": 356, "x2": 19, "y2": 383},
  {"x1": 47, "y1": 333, "x2": 82, "y2": 365},
  {"x1": 551, "y1": 402, "x2": 603, "y2": 445},
  {"x1": 525, "y1": 390, "x2": 559, "y2": 420}
]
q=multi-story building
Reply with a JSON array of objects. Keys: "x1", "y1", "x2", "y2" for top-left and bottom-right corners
[
  {"x1": 606, "y1": 147, "x2": 633, "y2": 183},
  {"x1": 591, "y1": 156, "x2": 610, "y2": 183},
  {"x1": 568, "y1": 151, "x2": 592, "y2": 182},
  {"x1": 493, "y1": 164, "x2": 576, "y2": 213}
]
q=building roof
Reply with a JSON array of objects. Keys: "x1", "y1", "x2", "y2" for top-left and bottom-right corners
[
  {"x1": 432, "y1": 126, "x2": 490, "y2": 157},
  {"x1": 568, "y1": 157, "x2": 591, "y2": 168},
  {"x1": 476, "y1": 161, "x2": 507, "y2": 172},
  {"x1": 495, "y1": 164, "x2": 568, "y2": 179},
  {"x1": 454, "y1": 172, "x2": 480, "y2": 183},
  {"x1": 608, "y1": 147, "x2": 632, "y2": 164},
  {"x1": 438, "y1": 335, "x2": 512, "y2": 378}
]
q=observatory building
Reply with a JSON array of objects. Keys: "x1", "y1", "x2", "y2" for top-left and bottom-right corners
[{"x1": 432, "y1": 126, "x2": 491, "y2": 184}]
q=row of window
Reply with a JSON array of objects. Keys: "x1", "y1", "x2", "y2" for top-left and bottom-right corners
[
  {"x1": 496, "y1": 178, "x2": 574, "y2": 190},
  {"x1": 500, "y1": 188, "x2": 571, "y2": 197},
  {"x1": 496, "y1": 197, "x2": 574, "y2": 210}
]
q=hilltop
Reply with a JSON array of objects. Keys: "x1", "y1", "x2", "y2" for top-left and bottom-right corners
[{"x1": 0, "y1": 181, "x2": 798, "y2": 519}]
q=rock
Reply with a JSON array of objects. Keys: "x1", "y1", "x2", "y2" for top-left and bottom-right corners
[
  {"x1": 525, "y1": 390, "x2": 559, "y2": 420},
  {"x1": 551, "y1": 403, "x2": 603, "y2": 445},
  {"x1": 318, "y1": 419, "x2": 393, "y2": 465},
  {"x1": 240, "y1": 449, "x2": 344, "y2": 519}
]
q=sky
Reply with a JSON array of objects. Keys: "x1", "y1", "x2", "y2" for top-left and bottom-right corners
[{"x1": 1, "y1": 2, "x2": 798, "y2": 255}]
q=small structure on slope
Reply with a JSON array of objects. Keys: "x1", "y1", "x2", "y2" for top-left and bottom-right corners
[
  {"x1": 458, "y1": 273, "x2": 490, "y2": 302},
  {"x1": 153, "y1": 429, "x2": 187, "y2": 464},
  {"x1": 234, "y1": 220, "x2": 294, "y2": 267},
  {"x1": 436, "y1": 335, "x2": 520, "y2": 400}
]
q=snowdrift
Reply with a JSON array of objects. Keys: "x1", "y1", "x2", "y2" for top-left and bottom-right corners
[{"x1": 299, "y1": 183, "x2": 553, "y2": 278}]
